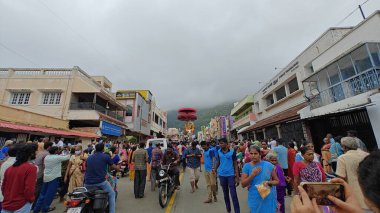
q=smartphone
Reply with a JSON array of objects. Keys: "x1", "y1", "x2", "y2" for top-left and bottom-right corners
[{"x1": 301, "y1": 182, "x2": 345, "y2": 206}]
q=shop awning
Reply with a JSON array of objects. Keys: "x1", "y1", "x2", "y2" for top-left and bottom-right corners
[
  {"x1": 242, "y1": 103, "x2": 307, "y2": 133},
  {"x1": 0, "y1": 121, "x2": 99, "y2": 138}
]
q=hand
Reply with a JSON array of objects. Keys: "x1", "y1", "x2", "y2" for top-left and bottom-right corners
[
  {"x1": 290, "y1": 186, "x2": 322, "y2": 213},
  {"x1": 251, "y1": 166, "x2": 262, "y2": 177},
  {"x1": 235, "y1": 176, "x2": 240, "y2": 187},
  {"x1": 64, "y1": 175, "x2": 68, "y2": 183},
  {"x1": 328, "y1": 178, "x2": 362, "y2": 213},
  {"x1": 263, "y1": 181, "x2": 269, "y2": 187}
]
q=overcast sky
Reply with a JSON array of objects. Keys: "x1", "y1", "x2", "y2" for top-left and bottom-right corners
[{"x1": 1, "y1": 0, "x2": 379, "y2": 110}]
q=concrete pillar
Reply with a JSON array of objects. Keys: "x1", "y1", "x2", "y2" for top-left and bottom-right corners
[
  {"x1": 253, "y1": 131, "x2": 257, "y2": 141},
  {"x1": 276, "y1": 124, "x2": 281, "y2": 139},
  {"x1": 263, "y1": 128, "x2": 266, "y2": 139},
  {"x1": 367, "y1": 93, "x2": 380, "y2": 149},
  {"x1": 285, "y1": 84, "x2": 290, "y2": 96}
]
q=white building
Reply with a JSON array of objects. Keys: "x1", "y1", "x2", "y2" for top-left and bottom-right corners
[
  {"x1": 241, "y1": 27, "x2": 352, "y2": 145},
  {"x1": 301, "y1": 10, "x2": 380, "y2": 150},
  {"x1": 150, "y1": 99, "x2": 168, "y2": 138}
]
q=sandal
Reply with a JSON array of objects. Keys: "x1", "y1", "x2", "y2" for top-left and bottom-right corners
[{"x1": 47, "y1": 207, "x2": 56, "y2": 212}]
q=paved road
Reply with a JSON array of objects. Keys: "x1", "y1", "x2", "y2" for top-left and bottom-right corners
[{"x1": 53, "y1": 167, "x2": 292, "y2": 212}]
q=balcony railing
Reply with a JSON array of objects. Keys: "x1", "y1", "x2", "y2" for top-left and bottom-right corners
[
  {"x1": 70, "y1": 102, "x2": 124, "y2": 121},
  {"x1": 310, "y1": 67, "x2": 380, "y2": 109}
]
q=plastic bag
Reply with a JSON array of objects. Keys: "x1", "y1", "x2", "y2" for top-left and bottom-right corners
[{"x1": 255, "y1": 183, "x2": 270, "y2": 199}]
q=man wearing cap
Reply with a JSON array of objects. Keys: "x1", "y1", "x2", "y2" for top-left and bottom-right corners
[{"x1": 336, "y1": 136, "x2": 369, "y2": 211}]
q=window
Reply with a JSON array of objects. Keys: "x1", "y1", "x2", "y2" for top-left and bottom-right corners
[
  {"x1": 254, "y1": 102, "x2": 260, "y2": 112},
  {"x1": 266, "y1": 94, "x2": 274, "y2": 107},
  {"x1": 125, "y1": 105, "x2": 133, "y2": 116},
  {"x1": 368, "y1": 43, "x2": 380, "y2": 66},
  {"x1": 326, "y1": 63, "x2": 341, "y2": 86},
  {"x1": 288, "y1": 77, "x2": 299, "y2": 94},
  {"x1": 351, "y1": 45, "x2": 372, "y2": 73},
  {"x1": 337, "y1": 55, "x2": 355, "y2": 80},
  {"x1": 41, "y1": 92, "x2": 61, "y2": 105},
  {"x1": 275, "y1": 86, "x2": 286, "y2": 101},
  {"x1": 10, "y1": 92, "x2": 31, "y2": 105},
  {"x1": 137, "y1": 105, "x2": 141, "y2": 117}
]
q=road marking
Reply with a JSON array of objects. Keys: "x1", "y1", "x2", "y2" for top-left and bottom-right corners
[{"x1": 165, "y1": 172, "x2": 184, "y2": 213}]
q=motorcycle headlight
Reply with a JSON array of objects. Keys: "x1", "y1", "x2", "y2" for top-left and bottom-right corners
[{"x1": 159, "y1": 170, "x2": 165, "y2": 177}]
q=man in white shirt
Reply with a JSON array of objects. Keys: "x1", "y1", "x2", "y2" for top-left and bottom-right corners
[
  {"x1": 33, "y1": 146, "x2": 70, "y2": 213},
  {"x1": 268, "y1": 137, "x2": 277, "y2": 150},
  {"x1": 336, "y1": 137, "x2": 369, "y2": 211},
  {"x1": 57, "y1": 138, "x2": 64, "y2": 148}
]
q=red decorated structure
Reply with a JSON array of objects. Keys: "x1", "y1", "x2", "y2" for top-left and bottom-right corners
[{"x1": 177, "y1": 108, "x2": 197, "y2": 137}]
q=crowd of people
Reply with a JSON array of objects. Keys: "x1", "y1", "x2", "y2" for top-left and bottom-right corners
[{"x1": 0, "y1": 129, "x2": 379, "y2": 213}]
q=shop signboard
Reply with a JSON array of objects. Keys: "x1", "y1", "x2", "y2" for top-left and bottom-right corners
[{"x1": 101, "y1": 121, "x2": 122, "y2": 136}]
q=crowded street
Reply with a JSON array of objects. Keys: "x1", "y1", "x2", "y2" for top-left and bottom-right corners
[
  {"x1": 2, "y1": 1, "x2": 380, "y2": 213},
  {"x1": 52, "y1": 165, "x2": 287, "y2": 213}
]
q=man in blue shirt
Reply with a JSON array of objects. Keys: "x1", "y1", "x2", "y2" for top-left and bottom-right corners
[
  {"x1": 146, "y1": 142, "x2": 153, "y2": 181},
  {"x1": 186, "y1": 142, "x2": 202, "y2": 193},
  {"x1": 84, "y1": 143, "x2": 119, "y2": 213},
  {"x1": 215, "y1": 138, "x2": 240, "y2": 213},
  {"x1": 273, "y1": 139, "x2": 290, "y2": 195},
  {"x1": 329, "y1": 139, "x2": 344, "y2": 172},
  {"x1": 201, "y1": 141, "x2": 217, "y2": 203}
]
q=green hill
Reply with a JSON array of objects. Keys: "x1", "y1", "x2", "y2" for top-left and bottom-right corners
[{"x1": 167, "y1": 102, "x2": 235, "y2": 132}]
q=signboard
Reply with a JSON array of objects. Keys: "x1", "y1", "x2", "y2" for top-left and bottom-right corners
[
  {"x1": 101, "y1": 121, "x2": 122, "y2": 136},
  {"x1": 220, "y1": 116, "x2": 227, "y2": 137}
]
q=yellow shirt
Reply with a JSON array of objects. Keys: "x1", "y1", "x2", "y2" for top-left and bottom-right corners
[{"x1": 336, "y1": 150, "x2": 369, "y2": 209}]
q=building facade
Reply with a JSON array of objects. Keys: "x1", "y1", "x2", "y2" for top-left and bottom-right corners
[
  {"x1": 241, "y1": 27, "x2": 354, "y2": 146},
  {"x1": 116, "y1": 90, "x2": 152, "y2": 140},
  {"x1": 301, "y1": 11, "x2": 380, "y2": 150},
  {"x1": 230, "y1": 95, "x2": 256, "y2": 140},
  {"x1": 150, "y1": 99, "x2": 167, "y2": 138},
  {"x1": 0, "y1": 66, "x2": 127, "y2": 141}
]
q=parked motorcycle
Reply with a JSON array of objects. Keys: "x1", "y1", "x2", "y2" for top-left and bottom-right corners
[{"x1": 157, "y1": 163, "x2": 176, "y2": 208}]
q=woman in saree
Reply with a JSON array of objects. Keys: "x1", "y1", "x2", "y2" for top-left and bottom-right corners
[
  {"x1": 321, "y1": 138, "x2": 332, "y2": 173},
  {"x1": 293, "y1": 146, "x2": 326, "y2": 194},
  {"x1": 65, "y1": 145, "x2": 87, "y2": 193},
  {"x1": 241, "y1": 146, "x2": 279, "y2": 213},
  {"x1": 266, "y1": 152, "x2": 286, "y2": 213}
]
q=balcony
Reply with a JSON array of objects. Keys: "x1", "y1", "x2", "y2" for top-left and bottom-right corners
[
  {"x1": 70, "y1": 102, "x2": 124, "y2": 121},
  {"x1": 309, "y1": 67, "x2": 380, "y2": 109}
]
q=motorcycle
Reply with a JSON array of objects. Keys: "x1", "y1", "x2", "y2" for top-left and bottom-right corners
[
  {"x1": 120, "y1": 160, "x2": 128, "y2": 177},
  {"x1": 65, "y1": 172, "x2": 118, "y2": 213},
  {"x1": 65, "y1": 187, "x2": 109, "y2": 213},
  {"x1": 157, "y1": 163, "x2": 176, "y2": 208}
]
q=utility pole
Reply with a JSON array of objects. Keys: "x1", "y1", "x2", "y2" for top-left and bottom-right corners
[{"x1": 359, "y1": 4, "x2": 366, "y2": 20}]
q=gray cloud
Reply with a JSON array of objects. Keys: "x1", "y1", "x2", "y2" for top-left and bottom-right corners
[{"x1": 1, "y1": 0, "x2": 379, "y2": 110}]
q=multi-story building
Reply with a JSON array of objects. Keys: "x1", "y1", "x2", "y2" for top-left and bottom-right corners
[
  {"x1": 150, "y1": 99, "x2": 167, "y2": 138},
  {"x1": 0, "y1": 66, "x2": 127, "y2": 142},
  {"x1": 116, "y1": 90, "x2": 152, "y2": 140},
  {"x1": 301, "y1": 11, "x2": 380, "y2": 150},
  {"x1": 230, "y1": 95, "x2": 256, "y2": 140},
  {"x1": 241, "y1": 27, "x2": 354, "y2": 145}
]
